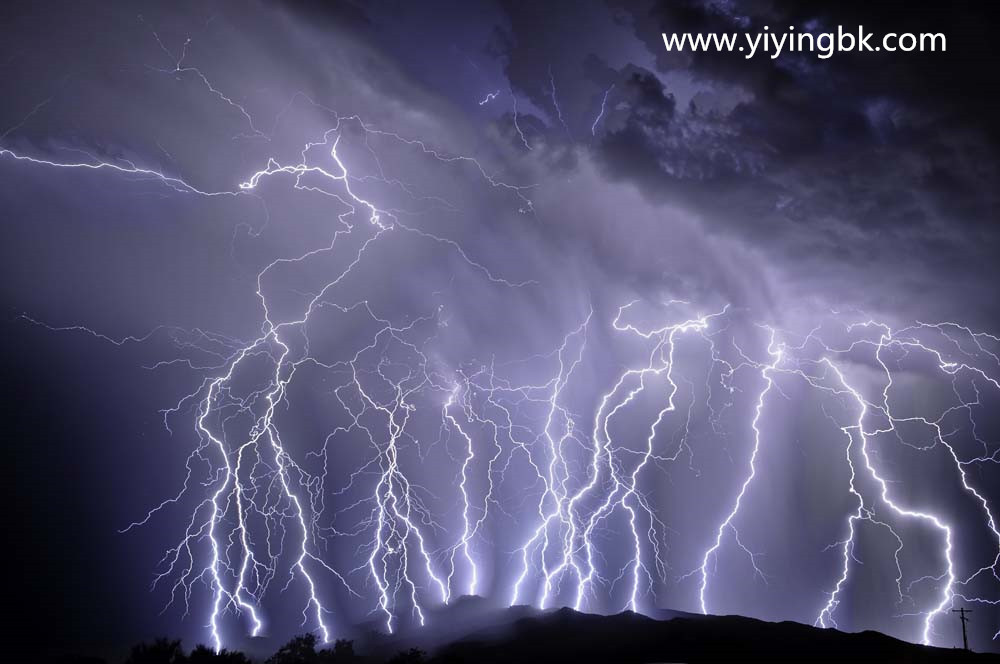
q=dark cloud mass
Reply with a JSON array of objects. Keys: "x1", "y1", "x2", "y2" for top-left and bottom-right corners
[{"x1": 2, "y1": 0, "x2": 1000, "y2": 659}]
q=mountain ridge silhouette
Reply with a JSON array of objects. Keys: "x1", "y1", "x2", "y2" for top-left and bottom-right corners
[{"x1": 45, "y1": 598, "x2": 1000, "y2": 662}]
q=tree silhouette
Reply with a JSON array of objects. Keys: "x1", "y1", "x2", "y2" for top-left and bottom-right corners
[
  {"x1": 262, "y1": 634, "x2": 363, "y2": 664},
  {"x1": 265, "y1": 634, "x2": 321, "y2": 664},
  {"x1": 385, "y1": 648, "x2": 426, "y2": 664},
  {"x1": 123, "y1": 638, "x2": 186, "y2": 664},
  {"x1": 188, "y1": 644, "x2": 251, "y2": 663},
  {"x1": 317, "y1": 639, "x2": 358, "y2": 663}
]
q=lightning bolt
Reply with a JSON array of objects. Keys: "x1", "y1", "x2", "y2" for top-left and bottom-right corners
[
  {"x1": 548, "y1": 65, "x2": 570, "y2": 136},
  {"x1": 7, "y1": 25, "x2": 1000, "y2": 654},
  {"x1": 693, "y1": 318, "x2": 1000, "y2": 646},
  {"x1": 591, "y1": 83, "x2": 614, "y2": 137},
  {"x1": 478, "y1": 90, "x2": 500, "y2": 106}
]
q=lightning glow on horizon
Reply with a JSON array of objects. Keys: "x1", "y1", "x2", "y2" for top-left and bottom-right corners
[{"x1": 5, "y1": 29, "x2": 1000, "y2": 654}]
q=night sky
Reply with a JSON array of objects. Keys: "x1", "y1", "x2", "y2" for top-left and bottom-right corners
[{"x1": 3, "y1": 0, "x2": 1000, "y2": 658}]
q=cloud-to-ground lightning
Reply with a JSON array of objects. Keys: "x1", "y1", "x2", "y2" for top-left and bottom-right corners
[{"x1": 7, "y1": 25, "x2": 1000, "y2": 655}]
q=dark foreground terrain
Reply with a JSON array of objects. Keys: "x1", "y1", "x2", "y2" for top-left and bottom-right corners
[{"x1": 47, "y1": 599, "x2": 1000, "y2": 663}]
